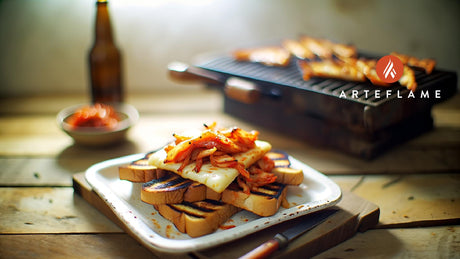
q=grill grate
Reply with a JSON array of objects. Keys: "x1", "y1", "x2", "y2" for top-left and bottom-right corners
[
  {"x1": 197, "y1": 56, "x2": 450, "y2": 107},
  {"x1": 192, "y1": 55, "x2": 456, "y2": 158},
  {"x1": 196, "y1": 55, "x2": 456, "y2": 134}
]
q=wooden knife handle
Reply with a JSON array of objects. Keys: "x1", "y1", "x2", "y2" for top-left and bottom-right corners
[{"x1": 239, "y1": 239, "x2": 280, "y2": 259}]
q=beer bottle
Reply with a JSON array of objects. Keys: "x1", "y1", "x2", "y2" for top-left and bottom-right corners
[{"x1": 88, "y1": 0, "x2": 123, "y2": 104}]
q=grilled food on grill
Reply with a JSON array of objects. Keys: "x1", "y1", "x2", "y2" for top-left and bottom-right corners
[
  {"x1": 298, "y1": 59, "x2": 366, "y2": 82},
  {"x1": 349, "y1": 58, "x2": 417, "y2": 91},
  {"x1": 399, "y1": 65, "x2": 418, "y2": 92},
  {"x1": 233, "y1": 46, "x2": 291, "y2": 67},
  {"x1": 300, "y1": 36, "x2": 334, "y2": 59},
  {"x1": 282, "y1": 39, "x2": 316, "y2": 60},
  {"x1": 232, "y1": 36, "x2": 434, "y2": 92},
  {"x1": 298, "y1": 36, "x2": 357, "y2": 59},
  {"x1": 330, "y1": 41, "x2": 358, "y2": 59},
  {"x1": 391, "y1": 52, "x2": 436, "y2": 74},
  {"x1": 298, "y1": 57, "x2": 419, "y2": 91}
]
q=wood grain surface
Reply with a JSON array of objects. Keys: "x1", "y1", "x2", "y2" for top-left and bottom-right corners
[{"x1": 0, "y1": 92, "x2": 459, "y2": 258}]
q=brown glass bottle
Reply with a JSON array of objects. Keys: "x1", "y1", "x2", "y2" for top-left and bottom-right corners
[{"x1": 88, "y1": 0, "x2": 123, "y2": 104}]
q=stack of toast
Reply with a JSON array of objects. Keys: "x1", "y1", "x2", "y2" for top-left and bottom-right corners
[{"x1": 118, "y1": 129, "x2": 304, "y2": 237}]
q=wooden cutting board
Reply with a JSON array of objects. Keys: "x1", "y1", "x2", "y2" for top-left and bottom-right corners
[{"x1": 72, "y1": 173, "x2": 380, "y2": 258}]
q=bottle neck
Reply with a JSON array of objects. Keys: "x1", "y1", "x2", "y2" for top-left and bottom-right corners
[{"x1": 94, "y1": 1, "x2": 114, "y2": 44}]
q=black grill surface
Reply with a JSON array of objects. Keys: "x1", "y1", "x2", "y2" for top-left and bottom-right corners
[
  {"x1": 197, "y1": 56, "x2": 457, "y2": 134},
  {"x1": 193, "y1": 55, "x2": 457, "y2": 158}
]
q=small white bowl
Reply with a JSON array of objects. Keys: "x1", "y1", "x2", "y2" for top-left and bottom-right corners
[{"x1": 57, "y1": 103, "x2": 139, "y2": 147}]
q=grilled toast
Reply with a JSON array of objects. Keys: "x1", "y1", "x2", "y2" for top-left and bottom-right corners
[
  {"x1": 221, "y1": 182, "x2": 287, "y2": 216},
  {"x1": 141, "y1": 174, "x2": 222, "y2": 205},
  {"x1": 266, "y1": 150, "x2": 304, "y2": 185},
  {"x1": 144, "y1": 175, "x2": 289, "y2": 216},
  {"x1": 142, "y1": 175, "x2": 194, "y2": 204},
  {"x1": 272, "y1": 167, "x2": 304, "y2": 185},
  {"x1": 119, "y1": 152, "x2": 159, "y2": 182},
  {"x1": 121, "y1": 148, "x2": 302, "y2": 236},
  {"x1": 154, "y1": 199, "x2": 239, "y2": 237},
  {"x1": 140, "y1": 150, "x2": 300, "y2": 206}
]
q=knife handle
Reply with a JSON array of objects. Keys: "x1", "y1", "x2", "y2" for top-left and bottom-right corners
[{"x1": 239, "y1": 238, "x2": 280, "y2": 259}]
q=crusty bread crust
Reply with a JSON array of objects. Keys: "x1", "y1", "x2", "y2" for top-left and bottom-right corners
[
  {"x1": 142, "y1": 175, "x2": 192, "y2": 205},
  {"x1": 155, "y1": 200, "x2": 239, "y2": 237},
  {"x1": 221, "y1": 182, "x2": 287, "y2": 216},
  {"x1": 119, "y1": 152, "x2": 160, "y2": 182},
  {"x1": 119, "y1": 165, "x2": 157, "y2": 182},
  {"x1": 265, "y1": 150, "x2": 304, "y2": 185},
  {"x1": 272, "y1": 167, "x2": 304, "y2": 185}
]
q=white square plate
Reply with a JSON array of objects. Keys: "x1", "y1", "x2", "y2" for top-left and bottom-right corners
[{"x1": 85, "y1": 152, "x2": 342, "y2": 253}]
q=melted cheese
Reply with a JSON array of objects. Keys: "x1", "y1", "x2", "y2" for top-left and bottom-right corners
[{"x1": 148, "y1": 140, "x2": 271, "y2": 193}]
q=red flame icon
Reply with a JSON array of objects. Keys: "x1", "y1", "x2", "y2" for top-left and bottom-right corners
[{"x1": 376, "y1": 55, "x2": 404, "y2": 83}]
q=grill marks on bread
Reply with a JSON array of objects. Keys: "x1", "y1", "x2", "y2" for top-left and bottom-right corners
[
  {"x1": 120, "y1": 149, "x2": 302, "y2": 236},
  {"x1": 168, "y1": 200, "x2": 226, "y2": 219},
  {"x1": 141, "y1": 175, "x2": 193, "y2": 205},
  {"x1": 144, "y1": 174, "x2": 192, "y2": 191},
  {"x1": 141, "y1": 175, "x2": 222, "y2": 205},
  {"x1": 142, "y1": 174, "x2": 288, "y2": 217},
  {"x1": 222, "y1": 182, "x2": 287, "y2": 217},
  {"x1": 249, "y1": 182, "x2": 285, "y2": 199},
  {"x1": 155, "y1": 200, "x2": 239, "y2": 238}
]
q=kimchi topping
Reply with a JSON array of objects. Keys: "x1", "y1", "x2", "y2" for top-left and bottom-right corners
[
  {"x1": 164, "y1": 123, "x2": 277, "y2": 193},
  {"x1": 66, "y1": 103, "x2": 120, "y2": 130}
]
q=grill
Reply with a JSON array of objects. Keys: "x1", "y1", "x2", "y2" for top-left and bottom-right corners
[{"x1": 177, "y1": 55, "x2": 457, "y2": 159}]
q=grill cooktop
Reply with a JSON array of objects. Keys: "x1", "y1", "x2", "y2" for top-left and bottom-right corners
[{"x1": 197, "y1": 56, "x2": 457, "y2": 134}]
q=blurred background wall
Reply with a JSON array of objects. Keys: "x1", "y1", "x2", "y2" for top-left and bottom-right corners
[{"x1": 0, "y1": 0, "x2": 459, "y2": 97}]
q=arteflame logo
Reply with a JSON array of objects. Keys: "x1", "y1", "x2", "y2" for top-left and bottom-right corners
[
  {"x1": 383, "y1": 60, "x2": 396, "y2": 79},
  {"x1": 376, "y1": 55, "x2": 404, "y2": 83}
]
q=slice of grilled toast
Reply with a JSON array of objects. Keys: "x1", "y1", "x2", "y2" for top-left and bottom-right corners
[
  {"x1": 272, "y1": 167, "x2": 304, "y2": 185},
  {"x1": 119, "y1": 152, "x2": 160, "y2": 182},
  {"x1": 141, "y1": 174, "x2": 222, "y2": 205},
  {"x1": 266, "y1": 150, "x2": 304, "y2": 185},
  {"x1": 221, "y1": 182, "x2": 287, "y2": 217},
  {"x1": 154, "y1": 199, "x2": 239, "y2": 237}
]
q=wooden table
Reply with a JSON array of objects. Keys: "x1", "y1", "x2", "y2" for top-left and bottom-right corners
[{"x1": 1, "y1": 90, "x2": 459, "y2": 258}]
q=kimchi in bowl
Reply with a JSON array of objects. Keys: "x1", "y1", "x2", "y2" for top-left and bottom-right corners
[{"x1": 57, "y1": 103, "x2": 139, "y2": 147}]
